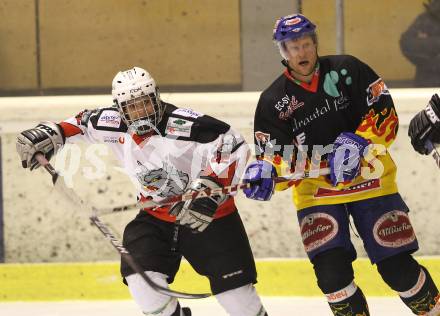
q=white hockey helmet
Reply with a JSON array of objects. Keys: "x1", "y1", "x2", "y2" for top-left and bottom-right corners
[{"x1": 112, "y1": 67, "x2": 165, "y2": 135}]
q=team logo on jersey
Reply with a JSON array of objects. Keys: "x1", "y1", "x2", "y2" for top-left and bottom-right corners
[
  {"x1": 172, "y1": 108, "x2": 204, "y2": 119},
  {"x1": 366, "y1": 78, "x2": 389, "y2": 106},
  {"x1": 274, "y1": 94, "x2": 292, "y2": 112},
  {"x1": 97, "y1": 110, "x2": 121, "y2": 128},
  {"x1": 373, "y1": 210, "x2": 416, "y2": 248},
  {"x1": 300, "y1": 212, "x2": 338, "y2": 252},
  {"x1": 279, "y1": 95, "x2": 305, "y2": 120},
  {"x1": 165, "y1": 118, "x2": 193, "y2": 137},
  {"x1": 135, "y1": 161, "x2": 189, "y2": 198}
]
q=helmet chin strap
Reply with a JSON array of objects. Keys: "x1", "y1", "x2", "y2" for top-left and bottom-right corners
[{"x1": 281, "y1": 59, "x2": 318, "y2": 78}]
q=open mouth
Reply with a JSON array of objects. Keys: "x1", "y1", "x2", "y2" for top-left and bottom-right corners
[{"x1": 299, "y1": 61, "x2": 309, "y2": 66}]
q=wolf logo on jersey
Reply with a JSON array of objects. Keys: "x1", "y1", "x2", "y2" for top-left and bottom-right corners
[{"x1": 135, "y1": 161, "x2": 189, "y2": 198}]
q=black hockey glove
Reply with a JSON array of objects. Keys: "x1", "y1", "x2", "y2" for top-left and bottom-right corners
[
  {"x1": 16, "y1": 121, "x2": 64, "y2": 170},
  {"x1": 408, "y1": 93, "x2": 440, "y2": 155},
  {"x1": 169, "y1": 176, "x2": 227, "y2": 233}
]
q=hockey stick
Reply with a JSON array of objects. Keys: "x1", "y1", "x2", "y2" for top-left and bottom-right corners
[
  {"x1": 96, "y1": 167, "x2": 331, "y2": 215},
  {"x1": 34, "y1": 153, "x2": 211, "y2": 299},
  {"x1": 419, "y1": 125, "x2": 440, "y2": 169},
  {"x1": 427, "y1": 141, "x2": 440, "y2": 169},
  {"x1": 88, "y1": 215, "x2": 209, "y2": 299}
]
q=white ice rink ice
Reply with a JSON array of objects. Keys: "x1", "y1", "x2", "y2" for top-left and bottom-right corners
[{"x1": 0, "y1": 297, "x2": 415, "y2": 315}]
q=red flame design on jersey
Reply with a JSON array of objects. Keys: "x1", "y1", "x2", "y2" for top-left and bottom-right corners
[{"x1": 356, "y1": 108, "x2": 398, "y2": 143}]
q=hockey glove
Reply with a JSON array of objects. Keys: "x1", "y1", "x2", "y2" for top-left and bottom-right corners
[
  {"x1": 242, "y1": 160, "x2": 277, "y2": 201},
  {"x1": 170, "y1": 176, "x2": 227, "y2": 233},
  {"x1": 328, "y1": 132, "x2": 369, "y2": 186},
  {"x1": 16, "y1": 121, "x2": 64, "y2": 170},
  {"x1": 408, "y1": 93, "x2": 440, "y2": 155}
]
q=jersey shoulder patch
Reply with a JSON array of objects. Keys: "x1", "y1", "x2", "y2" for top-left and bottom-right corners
[
  {"x1": 164, "y1": 116, "x2": 194, "y2": 138},
  {"x1": 171, "y1": 107, "x2": 204, "y2": 119},
  {"x1": 89, "y1": 107, "x2": 128, "y2": 132},
  {"x1": 159, "y1": 104, "x2": 230, "y2": 143}
]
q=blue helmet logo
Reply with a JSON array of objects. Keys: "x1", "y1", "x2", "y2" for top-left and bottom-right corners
[{"x1": 273, "y1": 14, "x2": 316, "y2": 43}]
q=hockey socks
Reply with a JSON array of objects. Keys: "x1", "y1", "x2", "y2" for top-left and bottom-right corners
[
  {"x1": 398, "y1": 266, "x2": 440, "y2": 315},
  {"x1": 325, "y1": 281, "x2": 370, "y2": 316}
]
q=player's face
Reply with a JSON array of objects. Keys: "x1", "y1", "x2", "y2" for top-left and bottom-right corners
[
  {"x1": 124, "y1": 96, "x2": 154, "y2": 121},
  {"x1": 284, "y1": 36, "x2": 318, "y2": 77}
]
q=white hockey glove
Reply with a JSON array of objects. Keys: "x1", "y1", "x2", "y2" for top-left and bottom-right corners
[
  {"x1": 169, "y1": 176, "x2": 227, "y2": 233},
  {"x1": 16, "y1": 121, "x2": 64, "y2": 170}
]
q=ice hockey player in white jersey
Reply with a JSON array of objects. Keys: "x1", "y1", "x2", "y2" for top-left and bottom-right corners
[{"x1": 16, "y1": 67, "x2": 268, "y2": 316}]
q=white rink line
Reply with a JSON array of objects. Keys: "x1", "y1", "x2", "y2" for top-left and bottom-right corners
[{"x1": 0, "y1": 297, "x2": 414, "y2": 316}]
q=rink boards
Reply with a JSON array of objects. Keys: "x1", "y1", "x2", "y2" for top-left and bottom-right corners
[
  {"x1": 2, "y1": 89, "x2": 440, "y2": 264},
  {"x1": 1, "y1": 257, "x2": 440, "y2": 301}
]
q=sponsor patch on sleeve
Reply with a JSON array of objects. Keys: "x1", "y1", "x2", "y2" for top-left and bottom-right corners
[
  {"x1": 366, "y1": 78, "x2": 389, "y2": 106},
  {"x1": 97, "y1": 110, "x2": 122, "y2": 128},
  {"x1": 165, "y1": 117, "x2": 193, "y2": 137}
]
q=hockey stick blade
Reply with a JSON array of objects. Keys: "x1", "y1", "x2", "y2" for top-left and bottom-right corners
[
  {"x1": 34, "y1": 153, "x2": 211, "y2": 299},
  {"x1": 96, "y1": 167, "x2": 331, "y2": 215}
]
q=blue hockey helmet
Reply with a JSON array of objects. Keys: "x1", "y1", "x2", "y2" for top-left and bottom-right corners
[
  {"x1": 273, "y1": 14, "x2": 316, "y2": 43},
  {"x1": 273, "y1": 14, "x2": 317, "y2": 59}
]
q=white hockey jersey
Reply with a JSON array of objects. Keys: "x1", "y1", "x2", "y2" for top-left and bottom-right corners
[{"x1": 59, "y1": 103, "x2": 250, "y2": 222}]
